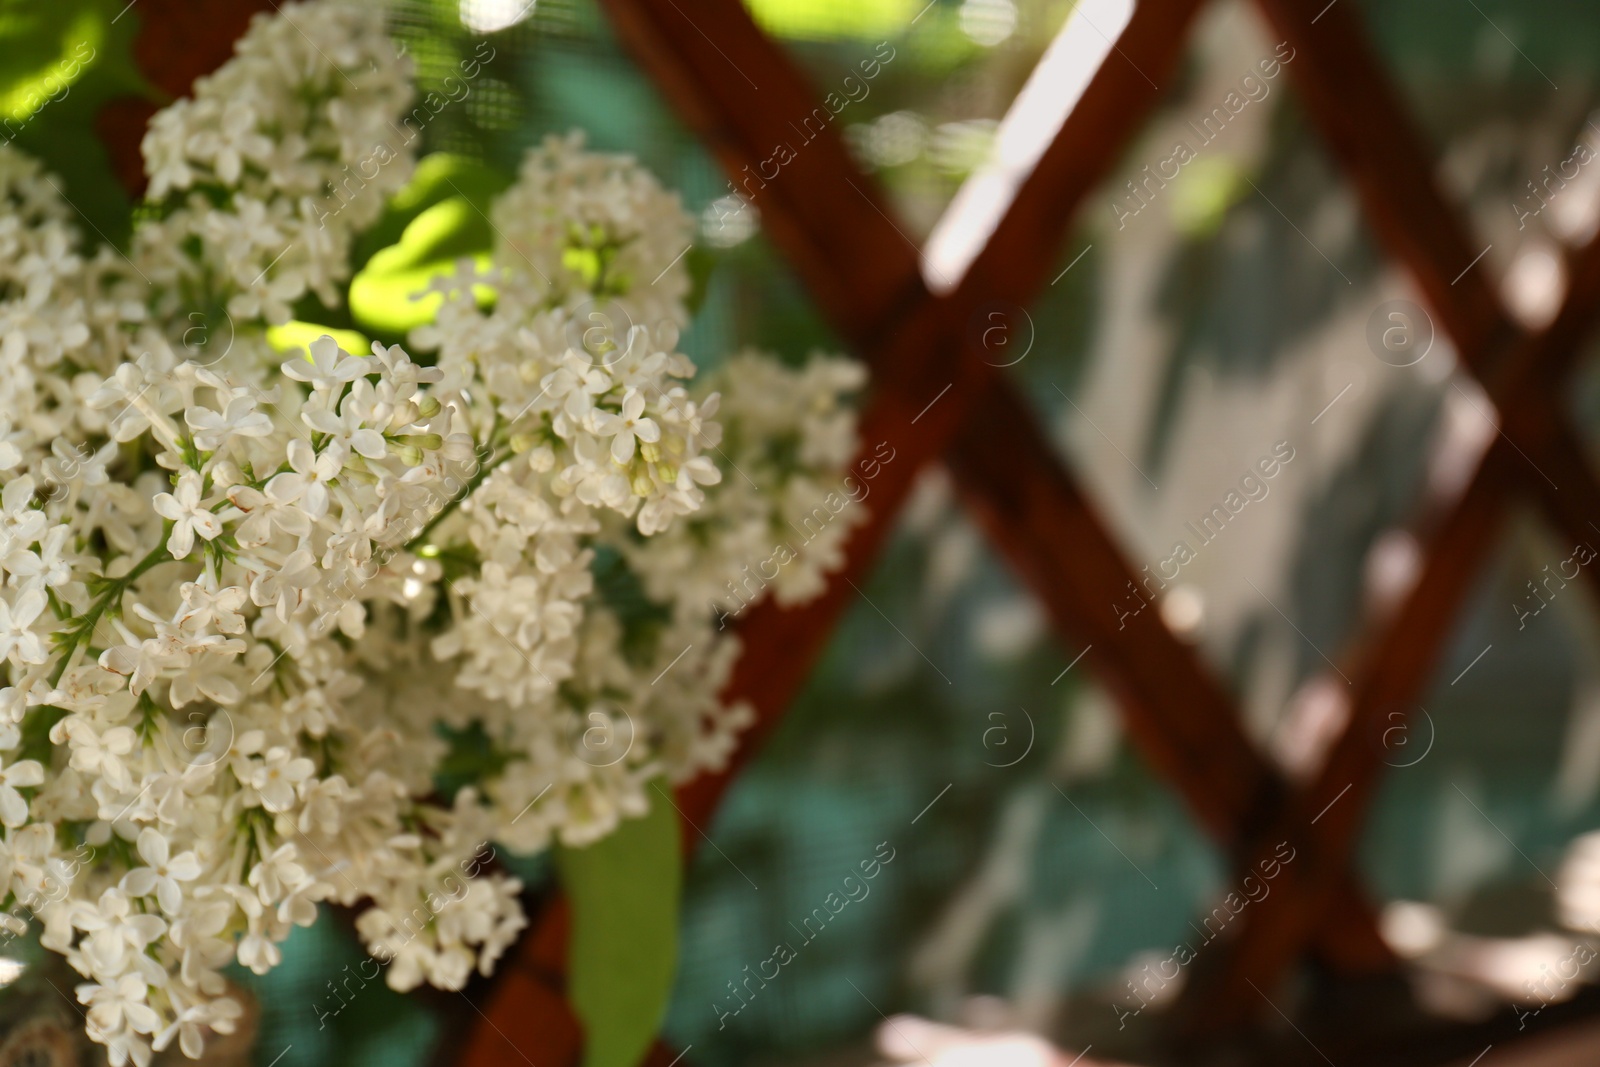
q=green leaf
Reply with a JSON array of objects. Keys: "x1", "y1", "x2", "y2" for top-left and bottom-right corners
[
  {"x1": 265, "y1": 321, "x2": 371, "y2": 358},
  {"x1": 349, "y1": 195, "x2": 497, "y2": 336},
  {"x1": 556, "y1": 784, "x2": 682, "y2": 1067},
  {"x1": 19, "y1": 705, "x2": 68, "y2": 765},
  {"x1": 590, "y1": 546, "x2": 673, "y2": 669},
  {"x1": 746, "y1": 0, "x2": 920, "y2": 39},
  {"x1": 351, "y1": 152, "x2": 513, "y2": 272},
  {"x1": 431, "y1": 720, "x2": 515, "y2": 803},
  {"x1": 0, "y1": 0, "x2": 150, "y2": 248},
  {"x1": 684, "y1": 245, "x2": 716, "y2": 317},
  {"x1": 0, "y1": 5, "x2": 99, "y2": 119}
]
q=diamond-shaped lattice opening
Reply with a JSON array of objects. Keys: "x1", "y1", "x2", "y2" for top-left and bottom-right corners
[
  {"x1": 736, "y1": 0, "x2": 1137, "y2": 251},
  {"x1": 1019, "y1": 63, "x2": 1433, "y2": 713},
  {"x1": 1369, "y1": 0, "x2": 1599, "y2": 278},
  {"x1": 1361, "y1": 509, "x2": 1600, "y2": 1016},
  {"x1": 666, "y1": 488, "x2": 1224, "y2": 1063}
]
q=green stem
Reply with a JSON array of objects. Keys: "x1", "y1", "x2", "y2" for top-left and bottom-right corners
[
  {"x1": 404, "y1": 436, "x2": 509, "y2": 551},
  {"x1": 50, "y1": 539, "x2": 171, "y2": 686}
]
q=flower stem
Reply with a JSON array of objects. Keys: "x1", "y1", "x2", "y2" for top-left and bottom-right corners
[
  {"x1": 404, "y1": 436, "x2": 510, "y2": 551},
  {"x1": 50, "y1": 539, "x2": 171, "y2": 686}
]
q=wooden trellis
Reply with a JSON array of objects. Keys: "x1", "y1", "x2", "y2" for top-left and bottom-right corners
[
  {"x1": 104, "y1": 0, "x2": 1600, "y2": 1063},
  {"x1": 452, "y1": 0, "x2": 1600, "y2": 1059},
  {"x1": 450, "y1": 0, "x2": 1600, "y2": 1059}
]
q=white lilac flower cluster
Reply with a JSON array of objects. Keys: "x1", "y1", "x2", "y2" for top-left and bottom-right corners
[
  {"x1": 137, "y1": 0, "x2": 414, "y2": 332},
  {"x1": 0, "y1": 3, "x2": 864, "y2": 1065},
  {"x1": 489, "y1": 132, "x2": 695, "y2": 334}
]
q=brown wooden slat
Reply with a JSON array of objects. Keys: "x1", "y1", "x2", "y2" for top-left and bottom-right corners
[
  {"x1": 451, "y1": 899, "x2": 583, "y2": 1067},
  {"x1": 1183, "y1": 225, "x2": 1600, "y2": 1024},
  {"x1": 1170, "y1": 0, "x2": 1600, "y2": 1025},
  {"x1": 946, "y1": 378, "x2": 1399, "y2": 973},
  {"x1": 596, "y1": 0, "x2": 922, "y2": 341},
  {"x1": 1174, "y1": 439, "x2": 1517, "y2": 1028},
  {"x1": 1179, "y1": 395, "x2": 1600, "y2": 1028},
  {"x1": 1250, "y1": 0, "x2": 1518, "y2": 373},
  {"x1": 459, "y1": 0, "x2": 1243, "y2": 1054},
  {"x1": 1525, "y1": 420, "x2": 1600, "y2": 605},
  {"x1": 948, "y1": 376, "x2": 1272, "y2": 836},
  {"x1": 614, "y1": 0, "x2": 1392, "y2": 983},
  {"x1": 602, "y1": 0, "x2": 1211, "y2": 811}
]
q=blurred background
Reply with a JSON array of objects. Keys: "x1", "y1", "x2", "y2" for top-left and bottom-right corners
[
  {"x1": 270, "y1": 0, "x2": 1600, "y2": 1064},
  {"x1": 18, "y1": 0, "x2": 1600, "y2": 1064}
]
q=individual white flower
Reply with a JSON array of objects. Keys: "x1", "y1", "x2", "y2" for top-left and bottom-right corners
[
  {"x1": 226, "y1": 479, "x2": 314, "y2": 546},
  {"x1": 58, "y1": 719, "x2": 139, "y2": 790},
  {"x1": 175, "y1": 582, "x2": 247, "y2": 635},
  {"x1": 0, "y1": 587, "x2": 49, "y2": 665},
  {"x1": 281, "y1": 334, "x2": 370, "y2": 388},
  {"x1": 190, "y1": 98, "x2": 273, "y2": 184},
  {"x1": 275, "y1": 874, "x2": 325, "y2": 927},
  {"x1": 247, "y1": 548, "x2": 318, "y2": 622},
  {"x1": 590, "y1": 388, "x2": 660, "y2": 464},
  {"x1": 11, "y1": 523, "x2": 75, "y2": 590},
  {"x1": 121, "y1": 827, "x2": 203, "y2": 915},
  {"x1": 225, "y1": 884, "x2": 283, "y2": 975},
  {"x1": 267, "y1": 438, "x2": 343, "y2": 518},
  {"x1": 152, "y1": 471, "x2": 223, "y2": 557},
  {"x1": 244, "y1": 746, "x2": 314, "y2": 812},
  {"x1": 166, "y1": 646, "x2": 244, "y2": 709},
  {"x1": 184, "y1": 396, "x2": 273, "y2": 451},
  {"x1": 0, "y1": 753, "x2": 42, "y2": 826},
  {"x1": 79, "y1": 973, "x2": 163, "y2": 1037},
  {"x1": 79, "y1": 887, "x2": 168, "y2": 974},
  {"x1": 168, "y1": 894, "x2": 234, "y2": 985},
  {"x1": 541, "y1": 355, "x2": 611, "y2": 422},
  {"x1": 154, "y1": 998, "x2": 242, "y2": 1058},
  {"x1": 247, "y1": 842, "x2": 307, "y2": 902},
  {"x1": 0, "y1": 475, "x2": 47, "y2": 551},
  {"x1": 97, "y1": 630, "x2": 185, "y2": 699},
  {"x1": 301, "y1": 385, "x2": 387, "y2": 460}
]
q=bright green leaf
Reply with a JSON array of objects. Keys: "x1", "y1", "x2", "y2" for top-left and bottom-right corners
[
  {"x1": 265, "y1": 321, "x2": 371, "y2": 360},
  {"x1": 556, "y1": 785, "x2": 682, "y2": 1067},
  {"x1": 351, "y1": 151, "x2": 512, "y2": 271},
  {"x1": 0, "y1": 6, "x2": 101, "y2": 121},
  {"x1": 744, "y1": 0, "x2": 917, "y2": 40},
  {"x1": 349, "y1": 196, "x2": 497, "y2": 335},
  {"x1": 0, "y1": 0, "x2": 150, "y2": 248},
  {"x1": 349, "y1": 252, "x2": 494, "y2": 335},
  {"x1": 385, "y1": 195, "x2": 494, "y2": 266}
]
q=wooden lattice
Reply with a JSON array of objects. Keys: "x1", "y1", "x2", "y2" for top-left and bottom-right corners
[
  {"x1": 449, "y1": 0, "x2": 1600, "y2": 1060},
  {"x1": 99, "y1": 0, "x2": 1600, "y2": 1063}
]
